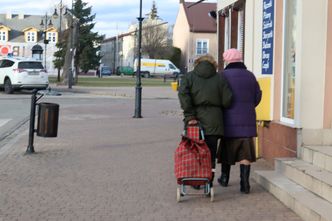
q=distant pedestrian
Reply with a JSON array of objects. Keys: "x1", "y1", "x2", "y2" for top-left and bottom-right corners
[
  {"x1": 217, "y1": 48, "x2": 262, "y2": 194},
  {"x1": 178, "y1": 54, "x2": 233, "y2": 188},
  {"x1": 96, "y1": 68, "x2": 100, "y2": 78}
]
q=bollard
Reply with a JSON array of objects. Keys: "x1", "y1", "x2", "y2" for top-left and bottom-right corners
[{"x1": 171, "y1": 82, "x2": 178, "y2": 91}]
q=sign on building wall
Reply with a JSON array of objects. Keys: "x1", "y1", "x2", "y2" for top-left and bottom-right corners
[
  {"x1": 262, "y1": 0, "x2": 274, "y2": 75},
  {"x1": 0, "y1": 44, "x2": 32, "y2": 57},
  {"x1": 0, "y1": 45, "x2": 20, "y2": 56}
]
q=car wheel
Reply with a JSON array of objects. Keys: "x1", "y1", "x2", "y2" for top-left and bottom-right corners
[{"x1": 4, "y1": 78, "x2": 14, "y2": 94}]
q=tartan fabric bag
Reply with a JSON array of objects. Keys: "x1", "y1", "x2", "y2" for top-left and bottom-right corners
[
  {"x1": 174, "y1": 137, "x2": 212, "y2": 183},
  {"x1": 185, "y1": 125, "x2": 201, "y2": 141}
]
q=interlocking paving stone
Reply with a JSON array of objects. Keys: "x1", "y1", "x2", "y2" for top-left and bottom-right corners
[{"x1": 0, "y1": 88, "x2": 303, "y2": 221}]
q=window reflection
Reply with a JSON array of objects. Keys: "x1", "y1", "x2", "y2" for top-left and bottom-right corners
[{"x1": 282, "y1": 0, "x2": 297, "y2": 120}]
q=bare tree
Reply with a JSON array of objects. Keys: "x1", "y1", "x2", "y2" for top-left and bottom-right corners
[{"x1": 141, "y1": 22, "x2": 169, "y2": 59}]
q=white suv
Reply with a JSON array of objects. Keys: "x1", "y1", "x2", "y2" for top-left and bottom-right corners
[{"x1": 0, "y1": 57, "x2": 49, "y2": 94}]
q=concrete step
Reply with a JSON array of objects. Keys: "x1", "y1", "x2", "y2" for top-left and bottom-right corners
[
  {"x1": 302, "y1": 146, "x2": 332, "y2": 173},
  {"x1": 275, "y1": 158, "x2": 332, "y2": 203},
  {"x1": 253, "y1": 170, "x2": 332, "y2": 221}
]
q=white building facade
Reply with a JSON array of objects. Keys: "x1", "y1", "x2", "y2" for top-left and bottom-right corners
[{"x1": 0, "y1": 12, "x2": 66, "y2": 74}]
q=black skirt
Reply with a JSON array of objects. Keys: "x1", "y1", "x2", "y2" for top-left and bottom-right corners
[{"x1": 219, "y1": 137, "x2": 256, "y2": 165}]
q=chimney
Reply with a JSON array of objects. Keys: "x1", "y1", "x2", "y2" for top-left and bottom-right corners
[
  {"x1": 6, "y1": 12, "x2": 12, "y2": 19},
  {"x1": 180, "y1": 0, "x2": 185, "y2": 3},
  {"x1": 19, "y1": 13, "x2": 25, "y2": 19}
]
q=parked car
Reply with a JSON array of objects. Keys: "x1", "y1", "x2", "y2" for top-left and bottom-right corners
[
  {"x1": 100, "y1": 66, "x2": 112, "y2": 76},
  {"x1": 116, "y1": 66, "x2": 134, "y2": 76},
  {"x1": 0, "y1": 57, "x2": 48, "y2": 94}
]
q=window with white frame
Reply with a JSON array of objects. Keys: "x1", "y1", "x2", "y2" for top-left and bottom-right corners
[
  {"x1": 224, "y1": 9, "x2": 231, "y2": 51},
  {"x1": 237, "y1": 10, "x2": 245, "y2": 53},
  {"x1": 0, "y1": 31, "x2": 6, "y2": 41},
  {"x1": 27, "y1": 32, "x2": 36, "y2": 42},
  {"x1": 196, "y1": 39, "x2": 209, "y2": 55},
  {"x1": 47, "y1": 32, "x2": 57, "y2": 43},
  {"x1": 281, "y1": 0, "x2": 297, "y2": 122}
]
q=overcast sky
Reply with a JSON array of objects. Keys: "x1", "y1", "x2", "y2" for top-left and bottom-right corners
[{"x1": 1, "y1": 0, "x2": 216, "y2": 39}]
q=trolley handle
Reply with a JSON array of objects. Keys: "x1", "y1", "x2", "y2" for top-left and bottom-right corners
[{"x1": 183, "y1": 122, "x2": 205, "y2": 140}]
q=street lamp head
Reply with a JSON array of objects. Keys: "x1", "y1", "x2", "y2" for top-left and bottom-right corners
[
  {"x1": 53, "y1": 8, "x2": 59, "y2": 19},
  {"x1": 63, "y1": 7, "x2": 72, "y2": 15},
  {"x1": 48, "y1": 19, "x2": 53, "y2": 26},
  {"x1": 64, "y1": 7, "x2": 69, "y2": 15}
]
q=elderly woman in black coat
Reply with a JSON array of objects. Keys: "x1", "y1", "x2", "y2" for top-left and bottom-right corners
[{"x1": 178, "y1": 54, "x2": 233, "y2": 187}]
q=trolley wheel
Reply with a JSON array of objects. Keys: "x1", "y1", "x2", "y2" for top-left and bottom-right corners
[
  {"x1": 210, "y1": 187, "x2": 214, "y2": 202},
  {"x1": 204, "y1": 184, "x2": 209, "y2": 194},
  {"x1": 176, "y1": 187, "x2": 181, "y2": 202}
]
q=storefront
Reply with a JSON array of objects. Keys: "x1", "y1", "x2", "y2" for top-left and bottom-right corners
[{"x1": 217, "y1": 0, "x2": 332, "y2": 164}]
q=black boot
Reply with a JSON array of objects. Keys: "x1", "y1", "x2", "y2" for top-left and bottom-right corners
[
  {"x1": 217, "y1": 164, "x2": 231, "y2": 187},
  {"x1": 240, "y1": 164, "x2": 251, "y2": 194}
]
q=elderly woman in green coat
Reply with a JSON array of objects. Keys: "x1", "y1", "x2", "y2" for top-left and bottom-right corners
[{"x1": 178, "y1": 54, "x2": 233, "y2": 187}]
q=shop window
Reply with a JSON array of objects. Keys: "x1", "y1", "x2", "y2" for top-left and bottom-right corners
[
  {"x1": 222, "y1": 6, "x2": 244, "y2": 66},
  {"x1": 196, "y1": 39, "x2": 209, "y2": 55},
  {"x1": 237, "y1": 10, "x2": 245, "y2": 53},
  {"x1": 224, "y1": 13, "x2": 231, "y2": 50},
  {"x1": 0, "y1": 31, "x2": 6, "y2": 42},
  {"x1": 281, "y1": 0, "x2": 297, "y2": 122}
]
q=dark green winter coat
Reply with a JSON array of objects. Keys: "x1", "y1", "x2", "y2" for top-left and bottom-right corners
[{"x1": 178, "y1": 58, "x2": 232, "y2": 136}]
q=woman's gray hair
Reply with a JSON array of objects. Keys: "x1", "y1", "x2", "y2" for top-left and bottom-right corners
[{"x1": 194, "y1": 54, "x2": 218, "y2": 69}]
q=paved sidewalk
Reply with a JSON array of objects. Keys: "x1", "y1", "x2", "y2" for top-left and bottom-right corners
[{"x1": 0, "y1": 86, "x2": 302, "y2": 221}]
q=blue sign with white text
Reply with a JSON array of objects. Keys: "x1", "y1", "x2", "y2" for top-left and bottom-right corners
[{"x1": 262, "y1": 0, "x2": 274, "y2": 75}]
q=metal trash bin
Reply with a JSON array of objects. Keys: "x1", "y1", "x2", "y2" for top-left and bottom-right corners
[{"x1": 37, "y1": 102, "x2": 59, "y2": 137}]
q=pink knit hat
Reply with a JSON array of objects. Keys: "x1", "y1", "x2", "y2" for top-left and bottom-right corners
[{"x1": 223, "y1": 48, "x2": 243, "y2": 63}]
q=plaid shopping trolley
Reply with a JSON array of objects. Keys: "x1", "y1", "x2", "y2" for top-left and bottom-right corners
[{"x1": 174, "y1": 124, "x2": 214, "y2": 202}]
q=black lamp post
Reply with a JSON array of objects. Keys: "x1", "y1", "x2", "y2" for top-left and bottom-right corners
[
  {"x1": 52, "y1": 0, "x2": 64, "y2": 82},
  {"x1": 134, "y1": 0, "x2": 144, "y2": 118},
  {"x1": 68, "y1": 0, "x2": 74, "y2": 89},
  {"x1": 40, "y1": 13, "x2": 53, "y2": 70}
]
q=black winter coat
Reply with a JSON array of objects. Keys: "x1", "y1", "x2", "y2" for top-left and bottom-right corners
[{"x1": 178, "y1": 60, "x2": 232, "y2": 136}]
